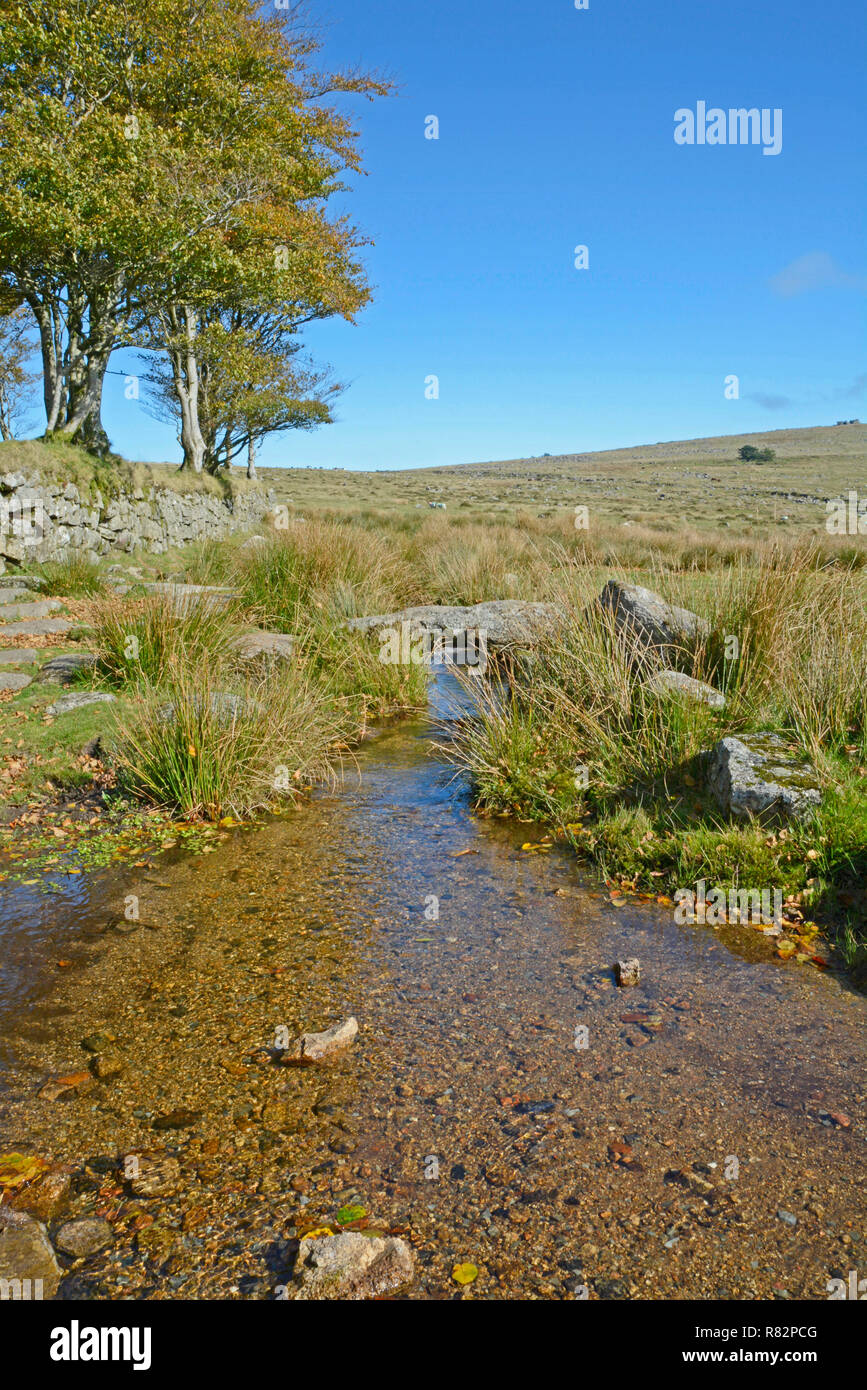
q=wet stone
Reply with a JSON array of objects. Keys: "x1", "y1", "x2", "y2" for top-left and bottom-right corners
[
  {"x1": 152, "y1": 1109, "x2": 201, "y2": 1131},
  {"x1": 89, "y1": 1053, "x2": 125, "y2": 1081},
  {"x1": 54, "y1": 1217, "x2": 113, "y2": 1259},
  {"x1": 614, "y1": 958, "x2": 641, "y2": 987},
  {"x1": 0, "y1": 1209, "x2": 62, "y2": 1298},
  {"x1": 8, "y1": 1167, "x2": 73, "y2": 1223},
  {"x1": 282, "y1": 1016, "x2": 359, "y2": 1064},
  {"x1": 123, "y1": 1154, "x2": 182, "y2": 1199},
  {"x1": 290, "y1": 1231, "x2": 414, "y2": 1300}
]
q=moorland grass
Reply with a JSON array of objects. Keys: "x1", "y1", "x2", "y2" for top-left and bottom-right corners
[
  {"x1": 113, "y1": 654, "x2": 352, "y2": 820},
  {"x1": 444, "y1": 548, "x2": 867, "y2": 970}
]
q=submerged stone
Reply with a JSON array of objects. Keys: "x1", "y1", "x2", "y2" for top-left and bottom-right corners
[
  {"x1": 290, "y1": 1231, "x2": 414, "y2": 1300},
  {"x1": 0, "y1": 1208, "x2": 62, "y2": 1298},
  {"x1": 614, "y1": 958, "x2": 641, "y2": 987},
  {"x1": 282, "y1": 1016, "x2": 359, "y2": 1064}
]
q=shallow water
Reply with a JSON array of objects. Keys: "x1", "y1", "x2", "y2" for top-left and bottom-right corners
[{"x1": 0, "y1": 676, "x2": 864, "y2": 1299}]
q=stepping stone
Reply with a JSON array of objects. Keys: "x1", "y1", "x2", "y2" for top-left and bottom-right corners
[
  {"x1": 46, "y1": 691, "x2": 116, "y2": 716},
  {"x1": 644, "y1": 670, "x2": 725, "y2": 709},
  {"x1": 0, "y1": 619, "x2": 71, "y2": 637},
  {"x1": 232, "y1": 629, "x2": 295, "y2": 664},
  {"x1": 0, "y1": 648, "x2": 38, "y2": 666},
  {"x1": 0, "y1": 575, "x2": 39, "y2": 591},
  {"x1": 0, "y1": 587, "x2": 39, "y2": 604},
  {"x1": 0, "y1": 600, "x2": 61, "y2": 621},
  {"x1": 348, "y1": 600, "x2": 560, "y2": 650},
  {"x1": 143, "y1": 582, "x2": 240, "y2": 611},
  {"x1": 35, "y1": 652, "x2": 98, "y2": 685},
  {"x1": 0, "y1": 672, "x2": 32, "y2": 692}
]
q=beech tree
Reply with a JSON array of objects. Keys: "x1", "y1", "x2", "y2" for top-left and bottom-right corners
[
  {"x1": 0, "y1": 301, "x2": 39, "y2": 441},
  {"x1": 142, "y1": 311, "x2": 338, "y2": 475},
  {"x1": 0, "y1": 1, "x2": 383, "y2": 461}
]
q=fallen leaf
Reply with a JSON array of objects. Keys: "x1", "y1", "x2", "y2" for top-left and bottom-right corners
[
  {"x1": 0, "y1": 1153, "x2": 48, "y2": 1190},
  {"x1": 335, "y1": 1203, "x2": 367, "y2": 1226}
]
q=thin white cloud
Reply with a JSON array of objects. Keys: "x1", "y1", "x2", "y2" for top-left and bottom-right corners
[{"x1": 769, "y1": 252, "x2": 867, "y2": 297}]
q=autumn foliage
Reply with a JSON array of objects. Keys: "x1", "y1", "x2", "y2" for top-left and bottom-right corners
[{"x1": 0, "y1": 0, "x2": 386, "y2": 469}]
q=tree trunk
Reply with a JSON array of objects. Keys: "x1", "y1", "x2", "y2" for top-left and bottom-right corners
[
  {"x1": 26, "y1": 295, "x2": 66, "y2": 432},
  {"x1": 170, "y1": 308, "x2": 206, "y2": 472},
  {"x1": 60, "y1": 351, "x2": 111, "y2": 444},
  {"x1": 246, "y1": 436, "x2": 257, "y2": 479}
]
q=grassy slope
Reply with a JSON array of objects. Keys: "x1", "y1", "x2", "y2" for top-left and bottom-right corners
[
  {"x1": 0, "y1": 438, "x2": 258, "y2": 501},
  {"x1": 258, "y1": 422, "x2": 867, "y2": 537}
]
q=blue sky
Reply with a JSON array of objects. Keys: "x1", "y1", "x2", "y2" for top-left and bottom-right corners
[{"x1": 102, "y1": 0, "x2": 866, "y2": 469}]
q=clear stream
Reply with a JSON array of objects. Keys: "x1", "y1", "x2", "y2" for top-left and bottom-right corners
[{"x1": 0, "y1": 675, "x2": 863, "y2": 1299}]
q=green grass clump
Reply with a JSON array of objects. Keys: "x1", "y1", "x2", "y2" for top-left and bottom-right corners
[
  {"x1": 89, "y1": 592, "x2": 239, "y2": 689},
  {"x1": 37, "y1": 555, "x2": 105, "y2": 597},
  {"x1": 113, "y1": 656, "x2": 350, "y2": 820},
  {"x1": 235, "y1": 519, "x2": 411, "y2": 625}
]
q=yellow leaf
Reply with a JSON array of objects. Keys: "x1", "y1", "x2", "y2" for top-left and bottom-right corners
[
  {"x1": 452, "y1": 1262, "x2": 478, "y2": 1285},
  {"x1": 299, "y1": 1227, "x2": 334, "y2": 1242},
  {"x1": 0, "y1": 1153, "x2": 48, "y2": 1189}
]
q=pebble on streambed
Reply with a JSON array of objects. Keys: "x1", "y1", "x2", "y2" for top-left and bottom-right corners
[
  {"x1": 280, "y1": 1017, "x2": 359, "y2": 1065},
  {"x1": 614, "y1": 958, "x2": 641, "y2": 987}
]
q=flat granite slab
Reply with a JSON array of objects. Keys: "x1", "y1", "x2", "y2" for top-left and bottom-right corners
[
  {"x1": 0, "y1": 587, "x2": 41, "y2": 604},
  {"x1": 0, "y1": 672, "x2": 32, "y2": 692},
  {"x1": 46, "y1": 691, "x2": 116, "y2": 716},
  {"x1": 0, "y1": 619, "x2": 72, "y2": 637},
  {"x1": 0, "y1": 600, "x2": 61, "y2": 621},
  {"x1": 0, "y1": 648, "x2": 39, "y2": 666}
]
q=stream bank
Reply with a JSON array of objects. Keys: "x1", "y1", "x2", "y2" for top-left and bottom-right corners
[{"x1": 0, "y1": 679, "x2": 863, "y2": 1300}]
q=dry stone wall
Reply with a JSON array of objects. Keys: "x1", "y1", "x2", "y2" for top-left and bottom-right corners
[{"x1": 0, "y1": 468, "x2": 275, "y2": 569}]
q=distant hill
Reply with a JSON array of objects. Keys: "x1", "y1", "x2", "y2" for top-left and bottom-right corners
[
  {"x1": 448, "y1": 423, "x2": 866, "y2": 476},
  {"x1": 258, "y1": 422, "x2": 866, "y2": 538}
]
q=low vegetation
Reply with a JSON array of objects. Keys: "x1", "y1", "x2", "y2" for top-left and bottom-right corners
[
  {"x1": 114, "y1": 656, "x2": 352, "y2": 821},
  {"x1": 36, "y1": 554, "x2": 106, "y2": 597},
  {"x1": 89, "y1": 591, "x2": 241, "y2": 689},
  {"x1": 446, "y1": 549, "x2": 867, "y2": 972},
  {"x1": 1, "y1": 433, "x2": 864, "y2": 969}
]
